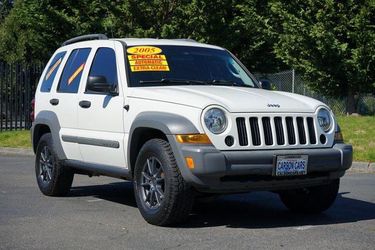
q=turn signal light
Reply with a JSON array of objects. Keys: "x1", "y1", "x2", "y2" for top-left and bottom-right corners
[
  {"x1": 185, "y1": 157, "x2": 195, "y2": 169},
  {"x1": 176, "y1": 134, "x2": 211, "y2": 144}
]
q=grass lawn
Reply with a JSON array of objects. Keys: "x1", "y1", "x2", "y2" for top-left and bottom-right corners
[
  {"x1": 0, "y1": 130, "x2": 31, "y2": 148},
  {"x1": 0, "y1": 116, "x2": 374, "y2": 162},
  {"x1": 337, "y1": 116, "x2": 375, "y2": 163}
]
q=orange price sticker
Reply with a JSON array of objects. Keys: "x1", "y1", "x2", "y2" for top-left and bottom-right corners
[
  {"x1": 45, "y1": 58, "x2": 62, "y2": 80},
  {"x1": 68, "y1": 63, "x2": 85, "y2": 85}
]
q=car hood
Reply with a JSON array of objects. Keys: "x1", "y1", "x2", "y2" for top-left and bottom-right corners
[{"x1": 128, "y1": 85, "x2": 326, "y2": 113}]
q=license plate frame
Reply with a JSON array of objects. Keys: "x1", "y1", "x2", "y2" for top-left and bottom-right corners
[{"x1": 274, "y1": 155, "x2": 308, "y2": 176}]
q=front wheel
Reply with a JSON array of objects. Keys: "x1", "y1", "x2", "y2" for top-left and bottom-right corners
[
  {"x1": 279, "y1": 179, "x2": 340, "y2": 214},
  {"x1": 133, "y1": 139, "x2": 194, "y2": 226}
]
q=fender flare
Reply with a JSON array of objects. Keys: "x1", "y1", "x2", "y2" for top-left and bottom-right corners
[
  {"x1": 31, "y1": 111, "x2": 67, "y2": 159},
  {"x1": 127, "y1": 111, "x2": 200, "y2": 171}
]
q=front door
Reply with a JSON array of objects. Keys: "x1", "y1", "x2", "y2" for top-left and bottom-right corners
[{"x1": 77, "y1": 42, "x2": 126, "y2": 168}]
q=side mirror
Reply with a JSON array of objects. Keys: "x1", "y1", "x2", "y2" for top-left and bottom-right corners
[
  {"x1": 259, "y1": 79, "x2": 271, "y2": 90},
  {"x1": 86, "y1": 75, "x2": 117, "y2": 95}
]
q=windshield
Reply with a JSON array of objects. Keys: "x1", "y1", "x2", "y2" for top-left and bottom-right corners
[{"x1": 125, "y1": 45, "x2": 258, "y2": 88}]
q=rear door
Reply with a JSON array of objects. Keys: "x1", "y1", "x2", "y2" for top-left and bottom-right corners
[
  {"x1": 76, "y1": 42, "x2": 126, "y2": 168},
  {"x1": 50, "y1": 47, "x2": 91, "y2": 161}
]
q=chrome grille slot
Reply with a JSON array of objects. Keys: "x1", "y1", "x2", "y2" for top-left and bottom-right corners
[
  {"x1": 307, "y1": 117, "x2": 316, "y2": 144},
  {"x1": 296, "y1": 117, "x2": 306, "y2": 144},
  {"x1": 249, "y1": 117, "x2": 261, "y2": 146},
  {"x1": 262, "y1": 117, "x2": 273, "y2": 145},
  {"x1": 274, "y1": 117, "x2": 285, "y2": 145},
  {"x1": 285, "y1": 117, "x2": 296, "y2": 145},
  {"x1": 236, "y1": 117, "x2": 248, "y2": 146}
]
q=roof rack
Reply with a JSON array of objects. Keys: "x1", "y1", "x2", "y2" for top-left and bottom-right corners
[
  {"x1": 173, "y1": 38, "x2": 198, "y2": 43},
  {"x1": 61, "y1": 34, "x2": 108, "y2": 46}
]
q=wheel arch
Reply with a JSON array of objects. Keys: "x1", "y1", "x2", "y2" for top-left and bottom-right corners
[
  {"x1": 32, "y1": 124, "x2": 51, "y2": 152},
  {"x1": 128, "y1": 112, "x2": 199, "y2": 176},
  {"x1": 31, "y1": 111, "x2": 66, "y2": 159}
]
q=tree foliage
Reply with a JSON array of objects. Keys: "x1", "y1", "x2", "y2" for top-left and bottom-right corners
[
  {"x1": 0, "y1": 0, "x2": 373, "y2": 112},
  {"x1": 270, "y1": 0, "x2": 375, "y2": 112},
  {"x1": 0, "y1": 0, "x2": 13, "y2": 22},
  {"x1": 0, "y1": 0, "x2": 282, "y2": 72}
]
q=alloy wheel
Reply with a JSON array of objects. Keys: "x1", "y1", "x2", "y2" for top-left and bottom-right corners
[{"x1": 140, "y1": 156, "x2": 165, "y2": 209}]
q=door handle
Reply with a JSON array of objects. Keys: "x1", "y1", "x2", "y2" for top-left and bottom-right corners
[
  {"x1": 79, "y1": 100, "x2": 91, "y2": 108},
  {"x1": 49, "y1": 98, "x2": 59, "y2": 106}
]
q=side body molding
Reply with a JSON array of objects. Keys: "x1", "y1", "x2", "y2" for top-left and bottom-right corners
[{"x1": 31, "y1": 111, "x2": 67, "y2": 159}]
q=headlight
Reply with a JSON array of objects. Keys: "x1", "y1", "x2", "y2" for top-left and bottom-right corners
[
  {"x1": 317, "y1": 108, "x2": 332, "y2": 132},
  {"x1": 204, "y1": 108, "x2": 227, "y2": 134}
]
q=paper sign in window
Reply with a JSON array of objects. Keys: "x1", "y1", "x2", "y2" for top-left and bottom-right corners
[{"x1": 127, "y1": 46, "x2": 169, "y2": 72}]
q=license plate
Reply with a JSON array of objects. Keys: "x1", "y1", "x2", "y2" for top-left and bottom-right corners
[{"x1": 275, "y1": 155, "x2": 308, "y2": 176}]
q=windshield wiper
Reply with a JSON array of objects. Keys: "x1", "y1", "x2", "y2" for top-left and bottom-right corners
[
  {"x1": 208, "y1": 79, "x2": 255, "y2": 88},
  {"x1": 207, "y1": 79, "x2": 244, "y2": 87},
  {"x1": 139, "y1": 78, "x2": 207, "y2": 85}
]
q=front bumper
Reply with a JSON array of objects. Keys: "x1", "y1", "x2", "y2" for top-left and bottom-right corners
[{"x1": 167, "y1": 135, "x2": 352, "y2": 193}]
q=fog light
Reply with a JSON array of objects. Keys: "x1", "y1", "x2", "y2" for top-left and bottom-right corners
[
  {"x1": 185, "y1": 157, "x2": 195, "y2": 169},
  {"x1": 320, "y1": 134, "x2": 327, "y2": 144},
  {"x1": 225, "y1": 136, "x2": 234, "y2": 146}
]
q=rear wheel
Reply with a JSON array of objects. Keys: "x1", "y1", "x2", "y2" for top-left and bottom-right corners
[
  {"x1": 134, "y1": 139, "x2": 194, "y2": 226},
  {"x1": 279, "y1": 179, "x2": 340, "y2": 214},
  {"x1": 35, "y1": 133, "x2": 74, "y2": 196}
]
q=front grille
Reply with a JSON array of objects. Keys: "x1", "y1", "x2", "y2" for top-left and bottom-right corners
[{"x1": 235, "y1": 115, "x2": 317, "y2": 147}]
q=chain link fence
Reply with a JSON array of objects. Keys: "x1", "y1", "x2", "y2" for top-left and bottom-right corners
[
  {"x1": 255, "y1": 70, "x2": 375, "y2": 116},
  {"x1": 1, "y1": 63, "x2": 374, "y2": 132}
]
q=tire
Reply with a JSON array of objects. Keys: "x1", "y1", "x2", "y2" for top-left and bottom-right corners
[
  {"x1": 279, "y1": 179, "x2": 340, "y2": 214},
  {"x1": 133, "y1": 138, "x2": 194, "y2": 226},
  {"x1": 35, "y1": 133, "x2": 74, "y2": 196}
]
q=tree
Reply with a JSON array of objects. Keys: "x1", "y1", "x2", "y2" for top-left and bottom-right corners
[
  {"x1": 0, "y1": 0, "x2": 119, "y2": 63},
  {"x1": 172, "y1": 0, "x2": 285, "y2": 72},
  {"x1": 0, "y1": 0, "x2": 282, "y2": 73},
  {"x1": 270, "y1": 0, "x2": 375, "y2": 114},
  {"x1": 0, "y1": 0, "x2": 13, "y2": 22}
]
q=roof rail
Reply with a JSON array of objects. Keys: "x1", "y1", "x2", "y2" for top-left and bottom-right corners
[
  {"x1": 61, "y1": 34, "x2": 108, "y2": 46},
  {"x1": 173, "y1": 38, "x2": 198, "y2": 43}
]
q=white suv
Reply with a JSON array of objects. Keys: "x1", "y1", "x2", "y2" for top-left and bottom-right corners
[{"x1": 31, "y1": 34, "x2": 352, "y2": 226}]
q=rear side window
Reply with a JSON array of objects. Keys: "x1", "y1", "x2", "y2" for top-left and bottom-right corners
[
  {"x1": 58, "y1": 48, "x2": 91, "y2": 93},
  {"x1": 88, "y1": 47, "x2": 118, "y2": 88},
  {"x1": 40, "y1": 51, "x2": 66, "y2": 92}
]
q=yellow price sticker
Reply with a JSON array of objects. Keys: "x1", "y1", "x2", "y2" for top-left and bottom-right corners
[{"x1": 127, "y1": 46, "x2": 162, "y2": 55}]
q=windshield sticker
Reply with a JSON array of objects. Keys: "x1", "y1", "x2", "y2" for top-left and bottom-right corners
[
  {"x1": 127, "y1": 46, "x2": 169, "y2": 72},
  {"x1": 68, "y1": 63, "x2": 85, "y2": 85},
  {"x1": 127, "y1": 46, "x2": 162, "y2": 55}
]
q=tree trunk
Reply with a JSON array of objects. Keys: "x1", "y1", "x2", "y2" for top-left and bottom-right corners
[{"x1": 346, "y1": 89, "x2": 356, "y2": 115}]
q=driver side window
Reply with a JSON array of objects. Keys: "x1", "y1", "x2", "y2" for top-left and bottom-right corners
[{"x1": 87, "y1": 47, "x2": 118, "y2": 91}]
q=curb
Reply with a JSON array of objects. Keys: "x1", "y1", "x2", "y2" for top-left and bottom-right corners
[
  {"x1": 0, "y1": 147, "x2": 373, "y2": 173},
  {"x1": 0, "y1": 147, "x2": 34, "y2": 157},
  {"x1": 348, "y1": 162, "x2": 375, "y2": 174}
]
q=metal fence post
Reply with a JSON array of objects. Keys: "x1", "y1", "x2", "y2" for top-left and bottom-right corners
[{"x1": 292, "y1": 69, "x2": 295, "y2": 93}]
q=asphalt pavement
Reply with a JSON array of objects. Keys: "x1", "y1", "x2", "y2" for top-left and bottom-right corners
[{"x1": 0, "y1": 155, "x2": 374, "y2": 250}]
